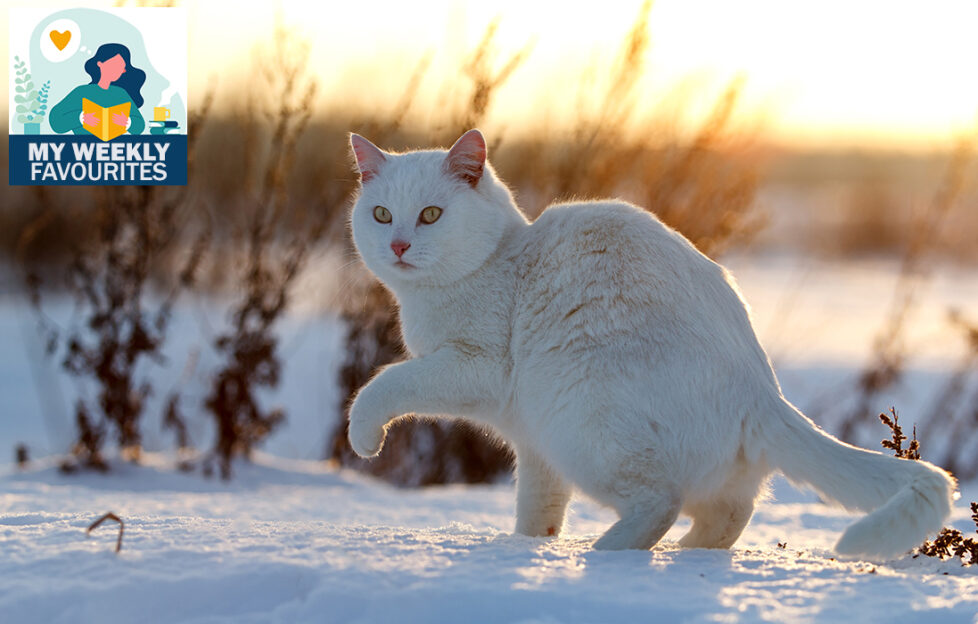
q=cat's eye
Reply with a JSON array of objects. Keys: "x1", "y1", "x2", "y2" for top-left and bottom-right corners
[
  {"x1": 419, "y1": 205, "x2": 443, "y2": 225},
  {"x1": 373, "y1": 206, "x2": 392, "y2": 224}
]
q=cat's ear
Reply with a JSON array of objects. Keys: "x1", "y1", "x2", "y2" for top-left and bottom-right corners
[
  {"x1": 444, "y1": 129, "x2": 486, "y2": 188},
  {"x1": 350, "y1": 133, "x2": 387, "y2": 184}
]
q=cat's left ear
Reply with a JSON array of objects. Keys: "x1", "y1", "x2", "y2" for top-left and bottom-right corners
[
  {"x1": 445, "y1": 129, "x2": 486, "y2": 188},
  {"x1": 350, "y1": 133, "x2": 387, "y2": 184}
]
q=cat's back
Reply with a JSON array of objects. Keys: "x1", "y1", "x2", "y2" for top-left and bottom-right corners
[
  {"x1": 509, "y1": 199, "x2": 772, "y2": 386},
  {"x1": 513, "y1": 200, "x2": 715, "y2": 329},
  {"x1": 520, "y1": 200, "x2": 663, "y2": 261},
  {"x1": 505, "y1": 200, "x2": 780, "y2": 484},
  {"x1": 517, "y1": 200, "x2": 710, "y2": 279}
]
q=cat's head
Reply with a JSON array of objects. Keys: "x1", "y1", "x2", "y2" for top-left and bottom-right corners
[{"x1": 349, "y1": 129, "x2": 521, "y2": 288}]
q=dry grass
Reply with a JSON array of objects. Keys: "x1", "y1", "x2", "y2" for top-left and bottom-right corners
[
  {"x1": 836, "y1": 135, "x2": 977, "y2": 445},
  {"x1": 200, "y1": 18, "x2": 321, "y2": 479},
  {"x1": 925, "y1": 310, "x2": 978, "y2": 479},
  {"x1": 12, "y1": 5, "x2": 767, "y2": 483},
  {"x1": 6, "y1": 4, "x2": 976, "y2": 484},
  {"x1": 878, "y1": 407, "x2": 920, "y2": 460},
  {"x1": 31, "y1": 183, "x2": 208, "y2": 471},
  {"x1": 877, "y1": 413, "x2": 978, "y2": 565}
]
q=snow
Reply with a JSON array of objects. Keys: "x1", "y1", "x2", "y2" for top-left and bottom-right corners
[
  {"x1": 2, "y1": 456, "x2": 977, "y2": 623},
  {"x1": 2, "y1": 255, "x2": 978, "y2": 623}
]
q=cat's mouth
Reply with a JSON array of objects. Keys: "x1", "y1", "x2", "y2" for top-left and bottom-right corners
[{"x1": 394, "y1": 259, "x2": 416, "y2": 270}]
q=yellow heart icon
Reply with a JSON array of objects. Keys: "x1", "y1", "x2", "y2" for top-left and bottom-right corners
[{"x1": 50, "y1": 30, "x2": 71, "y2": 51}]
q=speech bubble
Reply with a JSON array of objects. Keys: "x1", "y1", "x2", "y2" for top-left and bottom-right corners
[{"x1": 40, "y1": 19, "x2": 80, "y2": 62}]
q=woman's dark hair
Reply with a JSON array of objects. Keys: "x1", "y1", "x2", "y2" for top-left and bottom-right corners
[{"x1": 84, "y1": 43, "x2": 146, "y2": 108}]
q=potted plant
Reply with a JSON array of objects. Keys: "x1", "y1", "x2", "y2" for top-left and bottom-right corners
[{"x1": 13, "y1": 56, "x2": 49, "y2": 134}]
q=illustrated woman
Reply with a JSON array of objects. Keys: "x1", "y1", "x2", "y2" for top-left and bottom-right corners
[{"x1": 50, "y1": 43, "x2": 146, "y2": 135}]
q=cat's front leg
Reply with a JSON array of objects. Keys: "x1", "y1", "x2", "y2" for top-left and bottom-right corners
[
  {"x1": 514, "y1": 445, "x2": 573, "y2": 537},
  {"x1": 347, "y1": 346, "x2": 498, "y2": 458},
  {"x1": 347, "y1": 378, "x2": 396, "y2": 458}
]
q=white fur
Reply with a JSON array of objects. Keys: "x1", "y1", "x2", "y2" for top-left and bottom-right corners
[{"x1": 346, "y1": 130, "x2": 957, "y2": 559}]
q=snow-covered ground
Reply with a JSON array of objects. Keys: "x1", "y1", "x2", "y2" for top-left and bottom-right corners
[
  {"x1": 2, "y1": 255, "x2": 978, "y2": 623},
  {"x1": 2, "y1": 455, "x2": 977, "y2": 623}
]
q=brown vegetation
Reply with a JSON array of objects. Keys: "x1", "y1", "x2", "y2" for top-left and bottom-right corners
[
  {"x1": 878, "y1": 408, "x2": 920, "y2": 461},
  {"x1": 200, "y1": 19, "x2": 322, "y2": 479},
  {"x1": 12, "y1": 4, "x2": 767, "y2": 483},
  {"x1": 31, "y1": 182, "x2": 208, "y2": 472},
  {"x1": 878, "y1": 413, "x2": 978, "y2": 565},
  {"x1": 19, "y1": 4, "x2": 974, "y2": 487},
  {"x1": 830, "y1": 136, "x2": 978, "y2": 479}
]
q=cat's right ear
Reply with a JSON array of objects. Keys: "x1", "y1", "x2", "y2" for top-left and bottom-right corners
[
  {"x1": 350, "y1": 133, "x2": 387, "y2": 184},
  {"x1": 445, "y1": 129, "x2": 486, "y2": 188}
]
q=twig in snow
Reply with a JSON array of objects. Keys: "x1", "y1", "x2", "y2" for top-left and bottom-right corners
[{"x1": 87, "y1": 512, "x2": 124, "y2": 553}]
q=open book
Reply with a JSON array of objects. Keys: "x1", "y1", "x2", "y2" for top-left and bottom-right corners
[{"x1": 82, "y1": 98, "x2": 130, "y2": 141}]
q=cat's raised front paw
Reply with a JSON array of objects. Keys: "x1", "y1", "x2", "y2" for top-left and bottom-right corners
[
  {"x1": 348, "y1": 416, "x2": 386, "y2": 458},
  {"x1": 347, "y1": 387, "x2": 390, "y2": 458}
]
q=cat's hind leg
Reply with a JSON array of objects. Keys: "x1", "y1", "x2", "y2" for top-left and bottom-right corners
[
  {"x1": 592, "y1": 488, "x2": 682, "y2": 551},
  {"x1": 678, "y1": 468, "x2": 765, "y2": 549},
  {"x1": 678, "y1": 497, "x2": 755, "y2": 549},
  {"x1": 514, "y1": 446, "x2": 573, "y2": 537}
]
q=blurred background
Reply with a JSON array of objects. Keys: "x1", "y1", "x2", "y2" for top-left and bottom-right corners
[{"x1": 3, "y1": 0, "x2": 977, "y2": 483}]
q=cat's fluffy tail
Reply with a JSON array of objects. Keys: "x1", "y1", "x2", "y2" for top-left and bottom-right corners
[{"x1": 759, "y1": 400, "x2": 956, "y2": 559}]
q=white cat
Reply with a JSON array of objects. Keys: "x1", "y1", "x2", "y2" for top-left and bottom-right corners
[{"x1": 346, "y1": 129, "x2": 956, "y2": 558}]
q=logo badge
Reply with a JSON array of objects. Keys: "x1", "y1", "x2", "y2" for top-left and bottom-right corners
[{"x1": 8, "y1": 7, "x2": 188, "y2": 185}]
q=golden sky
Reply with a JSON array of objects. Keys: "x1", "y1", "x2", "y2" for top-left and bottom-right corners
[
  {"x1": 210, "y1": 0, "x2": 978, "y2": 150},
  {"x1": 7, "y1": 0, "x2": 978, "y2": 150}
]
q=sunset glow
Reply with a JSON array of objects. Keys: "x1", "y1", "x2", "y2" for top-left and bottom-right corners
[
  {"x1": 217, "y1": 0, "x2": 978, "y2": 150},
  {"x1": 5, "y1": 0, "x2": 978, "y2": 149}
]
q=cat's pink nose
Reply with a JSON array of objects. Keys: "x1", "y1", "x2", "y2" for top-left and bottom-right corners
[{"x1": 390, "y1": 240, "x2": 411, "y2": 258}]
